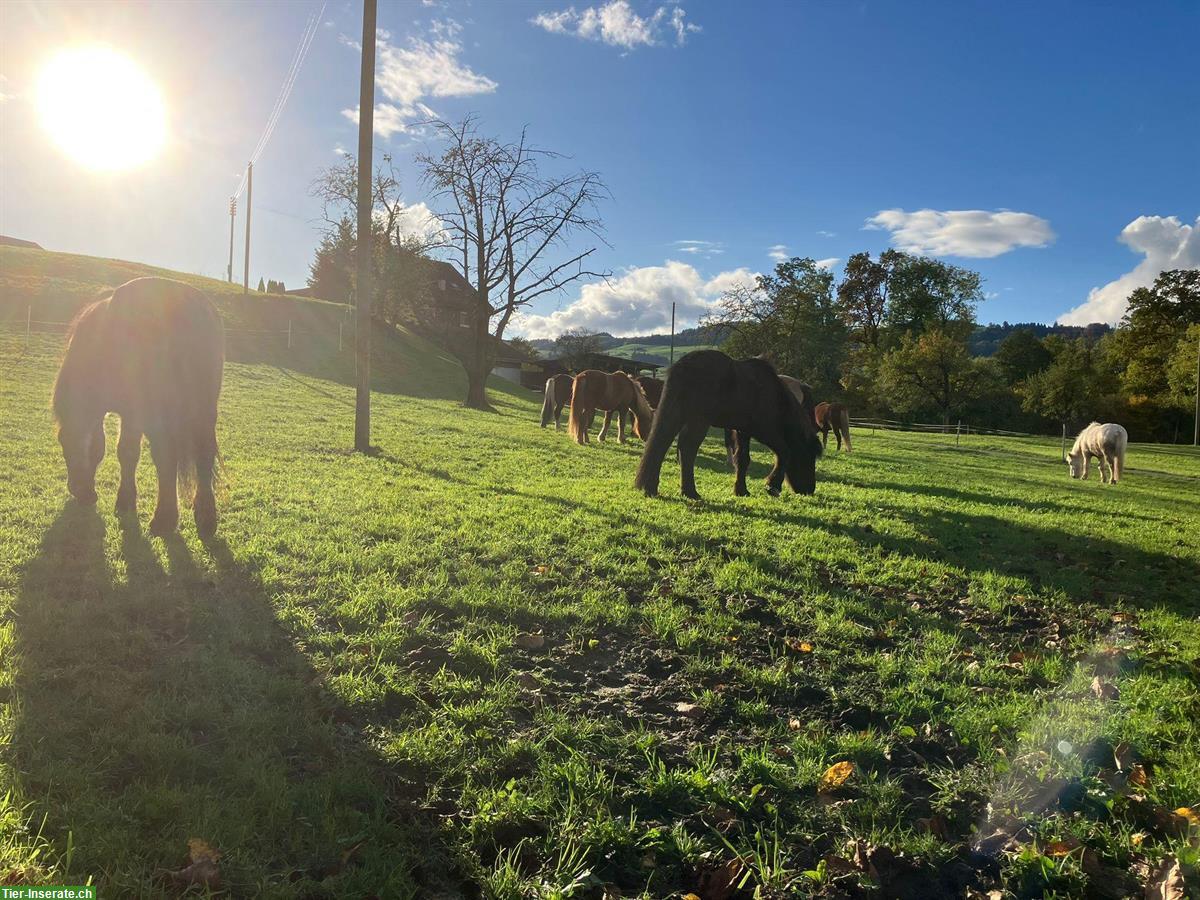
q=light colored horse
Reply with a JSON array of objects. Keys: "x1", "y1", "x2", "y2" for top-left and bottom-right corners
[
  {"x1": 1067, "y1": 422, "x2": 1128, "y2": 484},
  {"x1": 540, "y1": 373, "x2": 573, "y2": 430},
  {"x1": 814, "y1": 401, "x2": 852, "y2": 452}
]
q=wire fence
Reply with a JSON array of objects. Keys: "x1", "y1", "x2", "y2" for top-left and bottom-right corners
[{"x1": 850, "y1": 417, "x2": 1045, "y2": 439}]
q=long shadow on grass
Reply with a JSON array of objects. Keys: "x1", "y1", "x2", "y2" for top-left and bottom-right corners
[{"x1": 7, "y1": 504, "x2": 459, "y2": 895}]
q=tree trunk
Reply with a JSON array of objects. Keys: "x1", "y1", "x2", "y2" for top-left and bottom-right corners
[{"x1": 462, "y1": 310, "x2": 494, "y2": 410}]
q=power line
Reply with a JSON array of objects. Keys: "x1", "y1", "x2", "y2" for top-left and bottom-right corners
[{"x1": 233, "y1": 1, "x2": 326, "y2": 199}]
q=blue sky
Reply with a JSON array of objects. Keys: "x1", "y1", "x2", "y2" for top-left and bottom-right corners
[{"x1": 2, "y1": 0, "x2": 1197, "y2": 337}]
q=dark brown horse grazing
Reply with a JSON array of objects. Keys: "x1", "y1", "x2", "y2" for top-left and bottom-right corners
[
  {"x1": 635, "y1": 375, "x2": 664, "y2": 409},
  {"x1": 635, "y1": 350, "x2": 822, "y2": 500},
  {"x1": 568, "y1": 370, "x2": 655, "y2": 445},
  {"x1": 540, "y1": 373, "x2": 574, "y2": 430},
  {"x1": 53, "y1": 277, "x2": 224, "y2": 536},
  {"x1": 815, "y1": 401, "x2": 852, "y2": 451},
  {"x1": 723, "y1": 374, "x2": 819, "y2": 468}
]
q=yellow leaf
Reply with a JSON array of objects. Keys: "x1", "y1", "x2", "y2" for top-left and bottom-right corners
[
  {"x1": 818, "y1": 761, "x2": 854, "y2": 792},
  {"x1": 1128, "y1": 763, "x2": 1151, "y2": 788},
  {"x1": 1175, "y1": 807, "x2": 1200, "y2": 826},
  {"x1": 1044, "y1": 838, "x2": 1080, "y2": 857},
  {"x1": 788, "y1": 717, "x2": 802, "y2": 730},
  {"x1": 683, "y1": 895, "x2": 702, "y2": 900},
  {"x1": 187, "y1": 838, "x2": 221, "y2": 864}
]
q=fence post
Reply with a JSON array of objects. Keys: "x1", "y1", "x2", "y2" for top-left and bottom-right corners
[
  {"x1": 287, "y1": 319, "x2": 293, "y2": 350},
  {"x1": 956, "y1": 420, "x2": 961, "y2": 447},
  {"x1": 26, "y1": 306, "x2": 32, "y2": 349},
  {"x1": 338, "y1": 321, "x2": 343, "y2": 352},
  {"x1": 1061, "y1": 423, "x2": 1067, "y2": 461}
]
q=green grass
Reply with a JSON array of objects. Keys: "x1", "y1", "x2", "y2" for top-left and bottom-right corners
[
  {"x1": 2, "y1": 250, "x2": 1199, "y2": 897},
  {"x1": 603, "y1": 342, "x2": 722, "y2": 366}
]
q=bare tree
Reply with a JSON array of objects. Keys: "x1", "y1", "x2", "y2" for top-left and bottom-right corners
[{"x1": 417, "y1": 117, "x2": 609, "y2": 409}]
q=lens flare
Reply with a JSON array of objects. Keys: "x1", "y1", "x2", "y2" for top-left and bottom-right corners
[{"x1": 36, "y1": 46, "x2": 166, "y2": 171}]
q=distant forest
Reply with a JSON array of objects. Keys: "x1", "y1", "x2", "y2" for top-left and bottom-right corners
[{"x1": 530, "y1": 322, "x2": 1111, "y2": 363}]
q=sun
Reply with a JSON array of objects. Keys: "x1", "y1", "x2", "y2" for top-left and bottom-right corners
[{"x1": 36, "y1": 46, "x2": 166, "y2": 172}]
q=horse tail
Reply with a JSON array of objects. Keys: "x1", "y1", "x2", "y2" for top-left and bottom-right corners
[
  {"x1": 839, "y1": 406, "x2": 852, "y2": 452},
  {"x1": 175, "y1": 299, "x2": 225, "y2": 497},
  {"x1": 540, "y1": 378, "x2": 556, "y2": 427},
  {"x1": 634, "y1": 384, "x2": 682, "y2": 496},
  {"x1": 567, "y1": 375, "x2": 588, "y2": 444}
]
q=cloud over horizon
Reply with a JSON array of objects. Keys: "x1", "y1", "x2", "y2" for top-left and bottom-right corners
[
  {"x1": 516, "y1": 260, "x2": 757, "y2": 339},
  {"x1": 865, "y1": 208, "x2": 1055, "y2": 258},
  {"x1": 1057, "y1": 215, "x2": 1199, "y2": 325},
  {"x1": 342, "y1": 21, "x2": 496, "y2": 138},
  {"x1": 531, "y1": 0, "x2": 699, "y2": 51}
]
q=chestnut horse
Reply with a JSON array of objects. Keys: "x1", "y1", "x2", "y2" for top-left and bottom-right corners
[
  {"x1": 568, "y1": 370, "x2": 655, "y2": 445},
  {"x1": 540, "y1": 373, "x2": 574, "y2": 429},
  {"x1": 814, "y1": 401, "x2": 852, "y2": 451},
  {"x1": 635, "y1": 375, "x2": 664, "y2": 409},
  {"x1": 53, "y1": 277, "x2": 224, "y2": 536},
  {"x1": 636, "y1": 350, "x2": 822, "y2": 499}
]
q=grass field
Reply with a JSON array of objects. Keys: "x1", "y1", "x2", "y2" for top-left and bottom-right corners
[
  {"x1": 603, "y1": 343, "x2": 722, "y2": 366},
  {"x1": 2, "y1": 253, "x2": 1199, "y2": 898}
]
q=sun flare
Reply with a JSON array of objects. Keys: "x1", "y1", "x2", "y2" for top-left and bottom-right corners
[{"x1": 36, "y1": 46, "x2": 166, "y2": 171}]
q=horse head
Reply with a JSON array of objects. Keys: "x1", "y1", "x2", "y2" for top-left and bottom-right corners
[{"x1": 779, "y1": 378, "x2": 822, "y2": 495}]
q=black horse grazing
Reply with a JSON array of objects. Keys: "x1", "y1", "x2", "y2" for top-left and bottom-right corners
[
  {"x1": 53, "y1": 277, "x2": 225, "y2": 535},
  {"x1": 540, "y1": 373, "x2": 574, "y2": 429},
  {"x1": 634, "y1": 350, "x2": 822, "y2": 499}
]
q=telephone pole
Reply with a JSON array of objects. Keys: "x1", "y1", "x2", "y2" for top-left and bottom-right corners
[
  {"x1": 1193, "y1": 329, "x2": 1199, "y2": 446},
  {"x1": 669, "y1": 301, "x2": 676, "y2": 366},
  {"x1": 242, "y1": 162, "x2": 253, "y2": 294},
  {"x1": 226, "y1": 197, "x2": 237, "y2": 282},
  {"x1": 354, "y1": 0, "x2": 377, "y2": 452}
]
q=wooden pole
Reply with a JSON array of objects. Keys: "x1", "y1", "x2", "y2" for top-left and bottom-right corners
[
  {"x1": 338, "y1": 320, "x2": 343, "y2": 352},
  {"x1": 354, "y1": 0, "x2": 377, "y2": 453},
  {"x1": 669, "y1": 301, "x2": 676, "y2": 366},
  {"x1": 242, "y1": 162, "x2": 253, "y2": 294},
  {"x1": 1193, "y1": 330, "x2": 1199, "y2": 446},
  {"x1": 287, "y1": 319, "x2": 293, "y2": 350},
  {"x1": 1061, "y1": 422, "x2": 1067, "y2": 461},
  {"x1": 227, "y1": 197, "x2": 236, "y2": 282},
  {"x1": 956, "y1": 420, "x2": 961, "y2": 447}
]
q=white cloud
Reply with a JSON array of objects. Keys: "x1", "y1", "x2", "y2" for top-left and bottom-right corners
[
  {"x1": 517, "y1": 260, "x2": 757, "y2": 339},
  {"x1": 815, "y1": 257, "x2": 839, "y2": 270},
  {"x1": 674, "y1": 239, "x2": 723, "y2": 257},
  {"x1": 767, "y1": 244, "x2": 789, "y2": 262},
  {"x1": 531, "y1": 0, "x2": 700, "y2": 50},
  {"x1": 341, "y1": 23, "x2": 496, "y2": 138},
  {"x1": 865, "y1": 208, "x2": 1055, "y2": 258},
  {"x1": 816, "y1": 230, "x2": 836, "y2": 238},
  {"x1": 1057, "y1": 215, "x2": 1199, "y2": 325}
]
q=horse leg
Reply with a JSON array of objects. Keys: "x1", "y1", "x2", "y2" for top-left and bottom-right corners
[
  {"x1": 835, "y1": 427, "x2": 843, "y2": 451},
  {"x1": 192, "y1": 423, "x2": 219, "y2": 537},
  {"x1": 554, "y1": 402, "x2": 564, "y2": 430},
  {"x1": 821, "y1": 426, "x2": 829, "y2": 451},
  {"x1": 677, "y1": 421, "x2": 708, "y2": 501},
  {"x1": 599, "y1": 409, "x2": 613, "y2": 442},
  {"x1": 115, "y1": 419, "x2": 142, "y2": 516},
  {"x1": 147, "y1": 431, "x2": 180, "y2": 535},
  {"x1": 733, "y1": 431, "x2": 752, "y2": 497},
  {"x1": 765, "y1": 450, "x2": 787, "y2": 496},
  {"x1": 724, "y1": 428, "x2": 736, "y2": 470},
  {"x1": 617, "y1": 409, "x2": 627, "y2": 445}
]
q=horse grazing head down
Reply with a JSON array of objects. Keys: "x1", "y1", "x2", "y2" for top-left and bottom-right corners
[
  {"x1": 779, "y1": 378, "x2": 823, "y2": 495},
  {"x1": 53, "y1": 298, "x2": 111, "y2": 504}
]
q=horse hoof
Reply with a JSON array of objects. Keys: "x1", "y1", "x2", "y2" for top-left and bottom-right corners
[
  {"x1": 149, "y1": 512, "x2": 178, "y2": 536},
  {"x1": 683, "y1": 491, "x2": 702, "y2": 501},
  {"x1": 766, "y1": 486, "x2": 781, "y2": 497}
]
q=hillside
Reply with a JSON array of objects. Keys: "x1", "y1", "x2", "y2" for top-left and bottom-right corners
[{"x1": 1, "y1": 249, "x2": 1198, "y2": 897}]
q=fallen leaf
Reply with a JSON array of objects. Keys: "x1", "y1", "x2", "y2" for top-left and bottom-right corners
[
  {"x1": 1128, "y1": 763, "x2": 1150, "y2": 788},
  {"x1": 1080, "y1": 848, "x2": 1139, "y2": 900},
  {"x1": 785, "y1": 637, "x2": 814, "y2": 653},
  {"x1": 675, "y1": 701, "x2": 703, "y2": 719},
  {"x1": 915, "y1": 815, "x2": 949, "y2": 839},
  {"x1": 513, "y1": 632, "x2": 545, "y2": 649},
  {"x1": 167, "y1": 838, "x2": 221, "y2": 889},
  {"x1": 1091, "y1": 675, "x2": 1120, "y2": 701},
  {"x1": 1174, "y1": 806, "x2": 1200, "y2": 827},
  {"x1": 1114, "y1": 741, "x2": 1136, "y2": 772},
  {"x1": 1043, "y1": 836, "x2": 1081, "y2": 856},
  {"x1": 1144, "y1": 855, "x2": 1185, "y2": 900},
  {"x1": 682, "y1": 895, "x2": 701, "y2": 900},
  {"x1": 818, "y1": 761, "x2": 854, "y2": 792},
  {"x1": 516, "y1": 672, "x2": 540, "y2": 690},
  {"x1": 694, "y1": 857, "x2": 744, "y2": 900},
  {"x1": 788, "y1": 717, "x2": 802, "y2": 731}
]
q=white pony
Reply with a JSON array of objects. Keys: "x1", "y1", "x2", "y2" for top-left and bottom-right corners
[{"x1": 1067, "y1": 422, "x2": 1128, "y2": 484}]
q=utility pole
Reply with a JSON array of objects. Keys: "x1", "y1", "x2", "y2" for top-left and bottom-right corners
[
  {"x1": 226, "y1": 197, "x2": 236, "y2": 282},
  {"x1": 354, "y1": 0, "x2": 377, "y2": 452},
  {"x1": 242, "y1": 162, "x2": 253, "y2": 294},
  {"x1": 669, "y1": 301, "x2": 676, "y2": 366},
  {"x1": 1193, "y1": 330, "x2": 1199, "y2": 446}
]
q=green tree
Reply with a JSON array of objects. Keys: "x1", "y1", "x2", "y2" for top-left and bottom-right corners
[
  {"x1": 1018, "y1": 337, "x2": 1117, "y2": 428},
  {"x1": 884, "y1": 255, "x2": 982, "y2": 341},
  {"x1": 877, "y1": 329, "x2": 988, "y2": 425},
  {"x1": 994, "y1": 328, "x2": 1053, "y2": 385},
  {"x1": 836, "y1": 250, "x2": 904, "y2": 348},
  {"x1": 705, "y1": 257, "x2": 847, "y2": 398},
  {"x1": 256, "y1": 277, "x2": 265, "y2": 293},
  {"x1": 554, "y1": 328, "x2": 605, "y2": 372}
]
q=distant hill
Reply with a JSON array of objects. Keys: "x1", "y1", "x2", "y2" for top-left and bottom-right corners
[{"x1": 969, "y1": 322, "x2": 1112, "y2": 356}]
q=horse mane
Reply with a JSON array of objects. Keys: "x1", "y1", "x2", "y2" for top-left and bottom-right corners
[{"x1": 52, "y1": 294, "x2": 112, "y2": 422}]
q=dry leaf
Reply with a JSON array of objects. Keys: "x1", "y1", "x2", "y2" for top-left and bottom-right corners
[
  {"x1": 1174, "y1": 806, "x2": 1199, "y2": 827},
  {"x1": 1144, "y1": 856, "x2": 1185, "y2": 900},
  {"x1": 1043, "y1": 836, "x2": 1081, "y2": 857},
  {"x1": 788, "y1": 717, "x2": 802, "y2": 730},
  {"x1": 682, "y1": 895, "x2": 701, "y2": 900},
  {"x1": 818, "y1": 760, "x2": 854, "y2": 792},
  {"x1": 1114, "y1": 741, "x2": 1136, "y2": 772},
  {"x1": 1128, "y1": 763, "x2": 1150, "y2": 788},
  {"x1": 785, "y1": 637, "x2": 814, "y2": 653},
  {"x1": 694, "y1": 857, "x2": 744, "y2": 900},
  {"x1": 516, "y1": 672, "x2": 540, "y2": 690},
  {"x1": 675, "y1": 701, "x2": 703, "y2": 719},
  {"x1": 513, "y1": 632, "x2": 545, "y2": 649},
  {"x1": 167, "y1": 838, "x2": 222, "y2": 889}
]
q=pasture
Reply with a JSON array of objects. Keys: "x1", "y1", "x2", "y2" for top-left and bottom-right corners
[{"x1": 2, "y1": 259, "x2": 1199, "y2": 897}]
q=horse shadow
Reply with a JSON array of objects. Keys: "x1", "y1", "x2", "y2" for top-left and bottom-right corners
[{"x1": 7, "y1": 504, "x2": 454, "y2": 894}]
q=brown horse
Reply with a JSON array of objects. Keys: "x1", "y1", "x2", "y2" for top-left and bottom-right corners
[
  {"x1": 636, "y1": 350, "x2": 822, "y2": 499},
  {"x1": 567, "y1": 370, "x2": 655, "y2": 444},
  {"x1": 635, "y1": 375, "x2": 664, "y2": 408},
  {"x1": 53, "y1": 277, "x2": 224, "y2": 536},
  {"x1": 814, "y1": 401, "x2": 852, "y2": 451},
  {"x1": 540, "y1": 373, "x2": 574, "y2": 429},
  {"x1": 723, "y1": 374, "x2": 819, "y2": 466}
]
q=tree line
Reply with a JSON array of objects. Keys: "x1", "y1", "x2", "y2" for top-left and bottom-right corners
[{"x1": 702, "y1": 256, "x2": 1198, "y2": 442}]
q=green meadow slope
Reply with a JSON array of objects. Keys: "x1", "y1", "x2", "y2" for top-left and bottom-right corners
[{"x1": 1, "y1": 249, "x2": 1199, "y2": 897}]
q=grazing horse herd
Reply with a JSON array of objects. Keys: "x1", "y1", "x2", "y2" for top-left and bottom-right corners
[{"x1": 50, "y1": 277, "x2": 1133, "y2": 536}]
